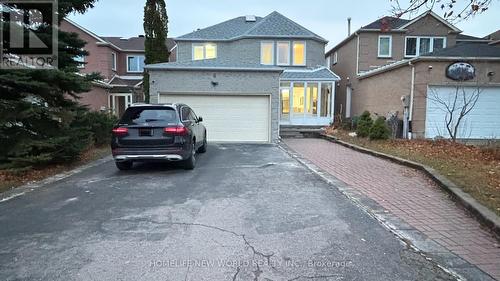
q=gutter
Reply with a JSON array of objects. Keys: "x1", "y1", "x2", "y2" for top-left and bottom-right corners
[{"x1": 145, "y1": 66, "x2": 284, "y2": 72}]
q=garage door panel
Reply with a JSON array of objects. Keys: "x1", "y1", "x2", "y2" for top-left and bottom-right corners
[
  {"x1": 426, "y1": 86, "x2": 500, "y2": 139},
  {"x1": 159, "y1": 94, "x2": 269, "y2": 142}
]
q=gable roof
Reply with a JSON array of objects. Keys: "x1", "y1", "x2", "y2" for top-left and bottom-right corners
[
  {"x1": 176, "y1": 11, "x2": 327, "y2": 43},
  {"x1": 326, "y1": 10, "x2": 461, "y2": 56},
  {"x1": 362, "y1": 16, "x2": 411, "y2": 30}
]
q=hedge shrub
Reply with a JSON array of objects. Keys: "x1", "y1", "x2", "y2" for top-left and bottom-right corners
[
  {"x1": 369, "y1": 117, "x2": 391, "y2": 140},
  {"x1": 356, "y1": 111, "x2": 373, "y2": 138}
]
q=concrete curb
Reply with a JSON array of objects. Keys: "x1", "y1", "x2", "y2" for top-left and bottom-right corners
[{"x1": 319, "y1": 133, "x2": 500, "y2": 238}]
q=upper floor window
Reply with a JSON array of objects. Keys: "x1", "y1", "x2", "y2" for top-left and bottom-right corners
[
  {"x1": 193, "y1": 43, "x2": 217, "y2": 60},
  {"x1": 277, "y1": 41, "x2": 290, "y2": 65},
  {"x1": 127, "y1": 55, "x2": 145, "y2": 72},
  {"x1": 260, "y1": 42, "x2": 274, "y2": 65},
  {"x1": 378, "y1": 35, "x2": 392, "y2": 58},
  {"x1": 405, "y1": 36, "x2": 446, "y2": 57},
  {"x1": 293, "y1": 41, "x2": 306, "y2": 66},
  {"x1": 111, "y1": 52, "x2": 117, "y2": 71},
  {"x1": 326, "y1": 56, "x2": 331, "y2": 68},
  {"x1": 333, "y1": 51, "x2": 338, "y2": 64}
]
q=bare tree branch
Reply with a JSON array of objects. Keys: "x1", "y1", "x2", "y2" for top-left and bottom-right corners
[{"x1": 390, "y1": 0, "x2": 493, "y2": 23}]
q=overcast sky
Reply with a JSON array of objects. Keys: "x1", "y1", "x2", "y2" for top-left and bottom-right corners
[{"x1": 68, "y1": 0, "x2": 500, "y2": 49}]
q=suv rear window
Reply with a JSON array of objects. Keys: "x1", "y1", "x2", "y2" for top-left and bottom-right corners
[{"x1": 120, "y1": 107, "x2": 178, "y2": 125}]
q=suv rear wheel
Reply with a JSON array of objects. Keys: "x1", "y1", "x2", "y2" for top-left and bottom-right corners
[
  {"x1": 182, "y1": 143, "x2": 196, "y2": 170},
  {"x1": 115, "y1": 161, "x2": 133, "y2": 170}
]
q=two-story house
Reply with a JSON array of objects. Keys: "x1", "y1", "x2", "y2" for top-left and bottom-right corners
[
  {"x1": 146, "y1": 11, "x2": 340, "y2": 143},
  {"x1": 60, "y1": 19, "x2": 176, "y2": 116},
  {"x1": 326, "y1": 11, "x2": 500, "y2": 140}
]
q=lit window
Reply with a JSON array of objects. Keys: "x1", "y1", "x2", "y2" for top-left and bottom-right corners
[
  {"x1": 293, "y1": 41, "x2": 305, "y2": 65},
  {"x1": 261, "y1": 42, "x2": 274, "y2": 65},
  {"x1": 405, "y1": 37, "x2": 446, "y2": 57},
  {"x1": 205, "y1": 44, "x2": 217, "y2": 59},
  {"x1": 127, "y1": 55, "x2": 145, "y2": 72},
  {"x1": 378, "y1": 35, "x2": 392, "y2": 57},
  {"x1": 277, "y1": 41, "x2": 290, "y2": 65},
  {"x1": 192, "y1": 43, "x2": 217, "y2": 60}
]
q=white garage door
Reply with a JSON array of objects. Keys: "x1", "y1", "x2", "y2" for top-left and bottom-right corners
[
  {"x1": 159, "y1": 94, "x2": 270, "y2": 143},
  {"x1": 426, "y1": 86, "x2": 500, "y2": 139}
]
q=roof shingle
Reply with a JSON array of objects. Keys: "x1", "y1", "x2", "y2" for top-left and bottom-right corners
[
  {"x1": 362, "y1": 16, "x2": 411, "y2": 30},
  {"x1": 176, "y1": 11, "x2": 327, "y2": 43},
  {"x1": 422, "y1": 42, "x2": 500, "y2": 58}
]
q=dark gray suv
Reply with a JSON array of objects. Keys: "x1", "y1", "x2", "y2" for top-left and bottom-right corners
[{"x1": 111, "y1": 104, "x2": 207, "y2": 170}]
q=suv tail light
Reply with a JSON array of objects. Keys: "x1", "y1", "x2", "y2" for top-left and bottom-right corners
[
  {"x1": 164, "y1": 126, "x2": 188, "y2": 135},
  {"x1": 112, "y1": 127, "x2": 129, "y2": 136}
]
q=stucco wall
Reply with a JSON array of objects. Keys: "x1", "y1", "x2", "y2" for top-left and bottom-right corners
[
  {"x1": 176, "y1": 39, "x2": 325, "y2": 68},
  {"x1": 149, "y1": 70, "x2": 281, "y2": 142}
]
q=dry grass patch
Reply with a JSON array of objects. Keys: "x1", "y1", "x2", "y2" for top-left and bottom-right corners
[{"x1": 0, "y1": 146, "x2": 110, "y2": 194}]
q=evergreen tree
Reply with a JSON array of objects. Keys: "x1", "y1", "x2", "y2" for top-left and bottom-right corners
[
  {"x1": 0, "y1": 0, "x2": 101, "y2": 169},
  {"x1": 356, "y1": 111, "x2": 373, "y2": 138},
  {"x1": 143, "y1": 0, "x2": 169, "y2": 103}
]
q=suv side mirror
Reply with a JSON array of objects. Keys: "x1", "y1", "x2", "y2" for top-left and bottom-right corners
[{"x1": 197, "y1": 116, "x2": 203, "y2": 123}]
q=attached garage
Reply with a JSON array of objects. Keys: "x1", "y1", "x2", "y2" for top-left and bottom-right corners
[
  {"x1": 159, "y1": 93, "x2": 271, "y2": 143},
  {"x1": 425, "y1": 86, "x2": 500, "y2": 139}
]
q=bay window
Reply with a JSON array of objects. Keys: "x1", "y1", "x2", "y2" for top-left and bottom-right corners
[{"x1": 405, "y1": 36, "x2": 446, "y2": 57}]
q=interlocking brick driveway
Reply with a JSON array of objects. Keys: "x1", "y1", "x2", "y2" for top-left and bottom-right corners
[{"x1": 284, "y1": 138, "x2": 500, "y2": 280}]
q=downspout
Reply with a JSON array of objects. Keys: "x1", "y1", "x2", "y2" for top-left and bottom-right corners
[
  {"x1": 408, "y1": 61, "x2": 415, "y2": 139},
  {"x1": 356, "y1": 32, "x2": 360, "y2": 75}
]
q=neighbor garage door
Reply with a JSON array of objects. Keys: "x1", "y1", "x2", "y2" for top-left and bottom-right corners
[
  {"x1": 426, "y1": 86, "x2": 500, "y2": 139},
  {"x1": 159, "y1": 94, "x2": 270, "y2": 142}
]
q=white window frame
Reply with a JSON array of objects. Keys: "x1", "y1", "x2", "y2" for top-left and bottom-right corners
[
  {"x1": 292, "y1": 41, "x2": 306, "y2": 66},
  {"x1": 326, "y1": 56, "x2": 331, "y2": 68},
  {"x1": 126, "y1": 55, "x2": 145, "y2": 73},
  {"x1": 260, "y1": 41, "x2": 274, "y2": 65},
  {"x1": 192, "y1": 43, "x2": 217, "y2": 61},
  {"x1": 333, "y1": 51, "x2": 338, "y2": 64},
  {"x1": 378, "y1": 35, "x2": 392, "y2": 58},
  {"x1": 111, "y1": 52, "x2": 117, "y2": 71},
  {"x1": 405, "y1": 36, "x2": 447, "y2": 58},
  {"x1": 277, "y1": 41, "x2": 291, "y2": 66}
]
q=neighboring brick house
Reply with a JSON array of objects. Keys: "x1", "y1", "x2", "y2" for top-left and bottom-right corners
[
  {"x1": 60, "y1": 19, "x2": 176, "y2": 116},
  {"x1": 326, "y1": 11, "x2": 500, "y2": 139},
  {"x1": 146, "y1": 12, "x2": 340, "y2": 143}
]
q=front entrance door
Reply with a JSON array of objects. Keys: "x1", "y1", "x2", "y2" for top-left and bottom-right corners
[{"x1": 109, "y1": 93, "x2": 132, "y2": 117}]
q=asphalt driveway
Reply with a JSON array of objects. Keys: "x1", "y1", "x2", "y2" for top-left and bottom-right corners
[{"x1": 0, "y1": 144, "x2": 455, "y2": 281}]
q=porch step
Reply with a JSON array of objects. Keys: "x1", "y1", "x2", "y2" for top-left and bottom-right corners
[{"x1": 279, "y1": 125, "x2": 325, "y2": 138}]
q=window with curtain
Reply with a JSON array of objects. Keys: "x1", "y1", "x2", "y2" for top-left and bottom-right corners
[
  {"x1": 378, "y1": 36, "x2": 392, "y2": 57},
  {"x1": 277, "y1": 42, "x2": 290, "y2": 65}
]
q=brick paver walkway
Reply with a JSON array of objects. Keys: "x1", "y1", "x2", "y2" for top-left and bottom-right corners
[{"x1": 285, "y1": 138, "x2": 500, "y2": 280}]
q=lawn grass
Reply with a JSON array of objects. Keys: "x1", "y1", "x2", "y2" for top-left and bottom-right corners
[
  {"x1": 0, "y1": 146, "x2": 111, "y2": 194},
  {"x1": 327, "y1": 129, "x2": 500, "y2": 216}
]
